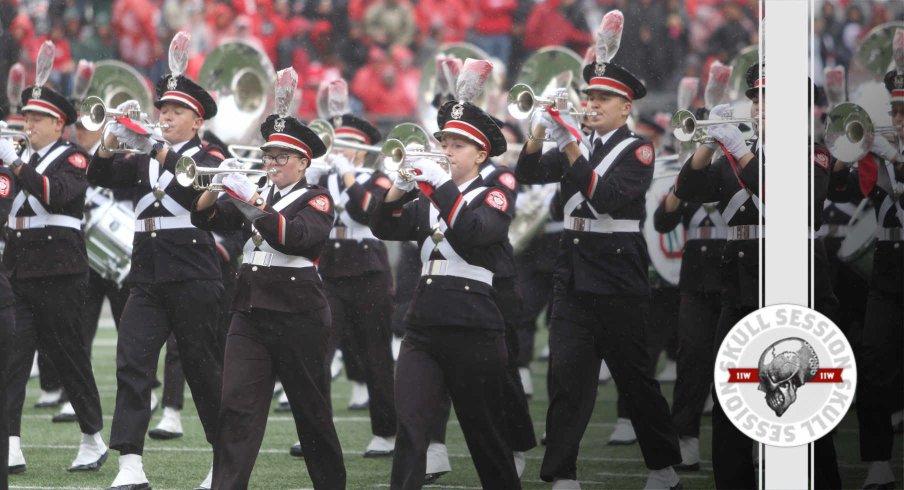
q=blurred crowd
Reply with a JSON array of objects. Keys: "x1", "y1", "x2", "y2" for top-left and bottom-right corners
[{"x1": 0, "y1": 0, "x2": 766, "y2": 124}]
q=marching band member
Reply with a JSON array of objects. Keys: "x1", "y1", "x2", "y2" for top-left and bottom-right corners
[
  {"x1": 370, "y1": 58, "x2": 521, "y2": 489},
  {"x1": 192, "y1": 113, "x2": 346, "y2": 489},
  {"x1": 827, "y1": 65, "x2": 904, "y2": 490},
  {"x1": 0, "y1": 128, "x2": 14, "y2": 488},
  {"x1": 87, "y1": 67, "x2": 226, "y2": 489},
  {"x1": 673, "y1": 62, "x2": 763, "y2": 489},
  {"x1": 317, "y1": 83, "x2": 398, "y2": 456},
  {"x1": 0, "y1": 72, "x2": 109, "y2": 474},
  {"x1": 516, "y1": 11, "x2": 682, "y2": 489}
]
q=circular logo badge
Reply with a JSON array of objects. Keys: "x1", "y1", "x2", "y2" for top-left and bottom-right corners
[{"x1": 714, "y1": 304, "x2": 857, "y2": 447}]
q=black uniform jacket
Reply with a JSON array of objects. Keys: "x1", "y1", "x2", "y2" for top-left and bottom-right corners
[
  {"x1": 370, "y1": 177, "x2": 514, "y2": 331},
  {"x1": 318, "y1": 169, "x2": 392, "y2": 278},
  {"x1": 653, "y1": 199, "x2": 724, "y2": 294},
  {"x1": 515, "y1": 125, "x2": 654, "y2": 297},
  {"x1": 191, "y1": 180, "x2": 335, "y2": 314},
  {"x1": 828, "y1": 151, "x2": 903, "y2": 294},
  {"x1": 481, "y1": 161, "x2": 519, "y2": 282},
  {"x1": 0, "y1": 166, "x2": 18, "y2": 306},
  {"x1": 675, "y1": 146, "x2": 762, "y2": 308},
  {"x1": 4, "y1": 139, "x2": 89, "y2": 279},
  {"x1": 87, "y1": 135, "x2": 224, "y2": 284}
]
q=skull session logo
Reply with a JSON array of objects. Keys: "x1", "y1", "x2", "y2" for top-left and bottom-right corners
[{"x1": 714, "y1": 304, "x2": 857, "y2": 446}]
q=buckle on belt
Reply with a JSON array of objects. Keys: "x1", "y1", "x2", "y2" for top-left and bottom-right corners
[
  {"x1": 248, "y1": 251, "x2": 273, "y2": 267},
  {"x1": 734, "y1": 225, "x2": 754, "y2": 240},
  {"x1": 142, "y1": 217, "x2": 157, "y2": 232},
  {"x1": 334, "y1": 226, "x2": 347, "y2": 240},
  {"x1": 15, "y1": 217, "x2": 27, "y2": 229},
  {"x1": 571, "y1": 217, "x2": 586, "y2": 232},
  {"x1": 424, "y1": 260, "x2": 447, "y2": 275}
]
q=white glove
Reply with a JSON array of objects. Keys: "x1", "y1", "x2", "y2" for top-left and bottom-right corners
[
  {"x1": 547, "y1": 108, "x2": 580, "y2": 151},
  {"x1": 708, "y1": 103, "x2": 733, "y2": 121},
  {"x1": 409, "y1": 158, "x2": 450, "y2": 188},
  {"x1": 705, "y1": 123, "x2": 749, "y2": 160},
  {"x1": 331, "y1": 153, "x2": 356, "y2": 177},
  {"x1": 212, "y1": 158, "x2": 243, "y2": 186},
  {"x1": 108, "y1": 122, "x2": 155, "y2": 154},
  {"x1": 870, "y1": 136, "x2": 902, "y2": 162},
  {"x1": 530, "y1": 108, "x2": 555, "y2": 135},
  {"x1": 222, "y1": 172, "x2": 257, "y2": 203},
  {"x1": 0, "y1": 138, "x2": 19, "y2": 165},
  {"x1": 115, "y1": 99, "x2": 141, "y2": 115},
  {"x1": 392, "y1": 170, "x2": 416, "y2": 192}
]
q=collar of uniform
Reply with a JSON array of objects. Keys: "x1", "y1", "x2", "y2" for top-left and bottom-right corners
[
  {"x1": 457, "y1": 175, "x2": 479, "y2": 193},
  {"x1": 275, "y1": 180, "x2": 300, "y2": 196},
  {"x1": 169, "y1": 139, "x2": 189, "y2": 153},
  {"x1": 34, "y1": 139, "x2": 59, "y2": 159},
  {"x1": 592, "y1": 127, "x2": 619, "y2": 147}
]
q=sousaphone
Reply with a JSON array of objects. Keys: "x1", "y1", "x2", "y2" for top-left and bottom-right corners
[
  {"x1": 198, "y1": 41, "x2": 276, "y2": 147},
  {"x1": 729, "y1": 45, "x2": 759, "y2": 101},
  {"x1": 85, "y1": 60, "x2": 154, "y2": 115},
  {"x1": 856, "y1": 22, "x2": 904, "y2": 80}
]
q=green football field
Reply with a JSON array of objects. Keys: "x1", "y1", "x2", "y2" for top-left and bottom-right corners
[{"x1": 8, "y1": 308, "x2": 903, "y2": 489}]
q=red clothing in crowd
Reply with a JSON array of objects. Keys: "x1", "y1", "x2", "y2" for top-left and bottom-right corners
[
  {"x1": 473, "y1": 0, "x2": 517, "y2": 36},
  {"x1": 414, "y1": 0, "x2": 473, "y2": 44},
  {"x1": 9, "y1": 13, "x2": 37, "y2": 67},
  {"x1": 112, "y1": 0, "x2": 160, "y2": 69},
  {"x1": 246, "y1": 0, "x2": 287, "y2": 65},
  {"x1": 523, "y1": 0, "x2": 593, "y2": 52},
  {"x1": 350, "y1": 59, "x2": 415, "y2": 117},
  {"x1": 348, "y1": 0, "x2": 380, "y2": 22}
]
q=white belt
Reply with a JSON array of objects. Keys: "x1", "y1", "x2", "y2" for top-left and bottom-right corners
[
  {"x1": 9, "y1": 214, "x2": 82, "y2": 230},
  {"x1": 564, "y1": 217, "x2": 640, "y2": 233},
  {"x1": 330, "y1": 225, "x2": 377, "y2": 241},
  {"x1": 687, "y1": 226, "x2": 727, "y2": 240},
  {"x1": 877, "y1": 227, "x2": 904, "y2": 242},
  {"x1": 727, "y1": 224, "x2": 762, "y2": 240},
  {"x1": 814, "y1": 224, "x2": 850, "y2": 239},
  {"x1": 544, "y1": 221, "x2": 564, "y2": 233},
  {"x1": 134, "y1": 215, "x2": 194, "y2": 232},
  {"x1": 421, "y1": 259, "x2": 493, "y2": 285},
  {"x1": 243, "y1": 250, "x2": 315, "y2": 268}
]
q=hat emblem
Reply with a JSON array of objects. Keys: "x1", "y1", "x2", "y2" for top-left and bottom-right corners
[
  {"x1": 31, "y1": 86, "x2": 42, "y2": 99},
  {"x1": 451, "y1": 104, "x2": 464, "y2": 119},
  {"x1": 332, "y1": 116, "x2": 342, "y2": 128},
  {"x1": 595, "y1": 63, "x2": 606, "y2": 77},
  {"x1": 896, "y1": 75, "x2": 904, "y2": 89},
  {"x1": 274, "y1": 117, "x2": 286, "y2": 132},
  {"x1": 167, "y1": 76, "x2": 178, "y2": 91}
]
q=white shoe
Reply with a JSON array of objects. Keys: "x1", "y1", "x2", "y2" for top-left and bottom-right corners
[
  {"x1": 538, "y1": 344, "x2": 550, "y2": 361},
  {"x1": 35, "y1": 388, "x2": 63, "y2": 408},
  {"x1": 863, "y1": 461, "x2": 895, "y2": 488},
  {"x1": 364, "y1": 435, "x2": 395, "y2": 457},
  {"x1": 513, "y1": 451, "x2": 526, "y2": 478},
  {"x1": 29, "y1": 353, "x2": 39, "y2": 378},
  {"x1": 425, "y1": 441, "x2": 451, "y2": 474},
  {"x1": 197, "y1": 464, "x2": 213, "y2": 489},
  {"x1": 8, "y1": 436, "x2": 26, "y2": 474},
  {"x1": 52, "y1": 401, "x2": 78, "y2": 422},
  {"x1": 110, "y1": 454, "x2": 149, "y2": 487},
  {"x1": 891, "y1": 409, "x2": 903, "y2": 430},
  {"x1": 519, "y1": 367, "x2": 533, "y2": 397},
  {"x1": 275, "y1": 389, "x2": 291, "y2": 412},
  {"x1": 330, "y1": 350, "x2": 343, "y2": 380},
  {"x1": 149, "y1": 391, "x2": 159, "y2": 413},
  {"x1": 148, "y1": 407, "x2": 183, "y2": 439},
  {"x1": 552, "y1": 479, "x2": 581, "y2": 489},
  {"x1": 644, "y1": 467, "x2": 681, "y2": 489},
  {"x1": 273, "y1": 381, "x2": 284, "y2": 398},
  {"x1": 391, "y1": 335, "x2": 402, "y2": 361},
  {"x1": 598, "y1": 360, "x2": 612, "y2": 384},
  {"x1": 348, "y1": 382, "x2": 370, "y2": 410},
  {"x1": 675, "y1": 436, "x2": 700, "y2": 471},
  {"x1": 608, "y1": 418, "x2": 636, "y2": 445},
  {"x1": 69, "y1": 432, "x2": 108, "y2": 471},
  {"x1": 656, "y1": 359, "x2": 678, "y2": 383}
]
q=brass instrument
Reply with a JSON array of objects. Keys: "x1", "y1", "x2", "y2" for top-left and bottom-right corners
[
  {"x1": 855, "y1": 22, "x2": 904, "y2": 80},
  {"x1": 85, "y1": 60, "x2": 154, "y2": 116},
  {"x1": 378, "y1": 123, "x2": 450, "y2": 181},
  {"x1": 825, "y1": 102, "x2": 902, "y2": 162},
  {"x1": 670, "y1": 109, "x2": 758, "y2": 143},
  {"x1": 729, "y1": 45, "x2": 758, "y2": 101},
  {"x1": 507, "y1": 83, "x2": 597, "y2": 121},
  {"x1": 80, "y1": 96, "x2": 172, "y2": 154},
  {"x1": 175, "y1": 157, "x2": 276, "y2": 191},
  {"x1": 0, "y1": 124, "x2": 32, "y2": 156}
]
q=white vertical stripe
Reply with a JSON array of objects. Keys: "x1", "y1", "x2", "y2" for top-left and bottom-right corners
[{"x1": 763, "y1": 1, "x2": 810, "y2": 489}]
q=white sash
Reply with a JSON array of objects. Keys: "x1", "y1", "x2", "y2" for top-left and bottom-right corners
[
  {"x1": 327, "y1": 171, "x2": 374, "y2": 237},
  {"x1": 688, "y1": 202, "x2": 727, "y2": 232},
  {"x1": 722, "y1": 187, "x2": 762, "y2": 223},
  {"x1": 562, "y1": 136, "x2": 638, "y2": 224},
  {"x1": 242, "y1": 186, "x2": 311, "y2": 255},
  {"x1": 418, "y1": 186, "x2": 493, "y2": 283},
  {"x1": 8, "y1": 144, "x2": 82, "y2": 229},
  {"x1": 134, "y1": 145, "x2": 202, "y2": 217}
]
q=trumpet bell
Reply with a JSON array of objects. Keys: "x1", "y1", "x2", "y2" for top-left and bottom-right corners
[
  {"x1": 671, "y1": 109, "x2": 697, "y2": 142},
  {"x1": 175, "y1": 157, "x2": 198, "y2": 188},
  {"x1": 825, "y1": 102, "x2": 874, "y2": 162},
  {"x1": 416, "y1": 42, "x2": 496, "y2": 134},
  {"x1": 79, "y1": 96, "x2": 107, "y2": 131},
  {"x1": 380, "y1": 123, "x2": 430, "y2": 173},
  {"x1": 507, "y1": 84, "x2": 536, "y2": 120},
  {"x1": 308, "y1": 119, "x2": 335, "y2": 155}
]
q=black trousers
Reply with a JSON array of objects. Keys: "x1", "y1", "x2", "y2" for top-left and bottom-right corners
[
  {"x1": 0, "y1": 304, "x2": 12, "y2": 489},
  {"x1": 541, "y1": 291, "x2": 680, "y2": 481},
  {"x1": 325, "y1": 271, "x2": 397, "y2": 436},
  {"x1": 856, "y1": 289, "x2": 903, "y2": 462},
  {"x1": 391, "y1": 328, "x2": 520, "y2": 490},
  {"x1": 494, "y1": 278, "x2": 537, "y2": 451},
  {"x1": 391, "y1": 242, "x2": 421, "y2": 338},
  {"x1": 38, "y1": 268, "x2": 130, "y2": 395},
  {"x1": 109, "y1": 280, "x2": 223, "y2": 454},
  {"x1": 711, "y1": 302, "x2": 757, "y2": 490},
  {"x1": 671, "y1": 290, "x2": 720, "y2": 437},
  {"x1": 5, "y1": 274, "x2": 103, "y2": 436},
  {"x1": 514, "y1": 263, "x2": 554, "y2": 367},
  {"x1": 213, "y1": 307, "x2": 345, "y2": 490}
]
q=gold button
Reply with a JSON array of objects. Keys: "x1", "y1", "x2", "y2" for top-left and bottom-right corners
[
  {"x1": 153, "y1": 202, "x2": 160, "y2": 208},
  {"x1": 573, "y1": 238, "x2": 580, "y2": 245},
  {"x1": 291, "y1": 277, "x2": 296, "y2": 281},
  {"x1": 47, "y1": 235, "x2": 52, "y2": 240},
  {"x1": 15, "y1": 232, "x2": 21, "y2": 237},
  {"x1": 738, "y1": 251, "x2": 745, "y2": 258},
  {"x1": 251, "y1": 266, "x2": 258, "y2": 271},
  {"x1": 740, "y1": 205, "x2": 746, "y2": 212},
  {"x1": 426, "y1": 278, "x2": 433, "y2": 285},
  {"x1": 334, "y1": 242, "x2": 340, "y2": 249},
  {"x1": 150, "y1": 232, "x2": 157, "y2": 238},
  {"x1": 464, "y1": 285, "x2": 470, "y2": 291},
  {"x1": 192, "y1": 239, "x2": 197, "y2": 244}
]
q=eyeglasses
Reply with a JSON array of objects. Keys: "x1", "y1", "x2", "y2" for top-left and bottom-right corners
[
  {"x1": 888, "y1": 109, "x2": 904, "y2": 117},
  {"x1": 261, "y1": 154, "x2": 300, "y2": 166}
]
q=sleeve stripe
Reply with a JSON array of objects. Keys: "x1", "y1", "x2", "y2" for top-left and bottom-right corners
[
  {"x1": 278, "y1": 214, "x2": 286, "y2": 245},
  {"x1": 586, "y1": 172, "x2": 597, "y2": 197},
  {"x1": 447, "y1": 194, "x2": 464, "y2": 228},
  {"x1": 43, "y1": 176, "x2": 50, "y2": 204},
  {"x1": 362, "y1": 191, "x2": 372, "y2": 211}
]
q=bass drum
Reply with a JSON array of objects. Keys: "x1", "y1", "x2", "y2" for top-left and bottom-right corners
[
  {"x1": 644, "y1": 155, "x2": 683, "y2": 286},
  {"x1": 837, "y1": 201, "x2": 877, "y2": 280},
  {"x1": 85, "y1": 188, "x2": 134, "y2": 284}
]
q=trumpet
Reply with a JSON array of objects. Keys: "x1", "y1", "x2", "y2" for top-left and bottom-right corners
[
  {"x1": 0, "y1": 126, "x2": 32, "y2": 156},
  {"x1": 175, "y1": 157, "x2": 276, "y2": 191},
  {"x1": 80, "y1": 96, "x2": 150, "y2": 131},
  {"x1": 507, "y1": 83, "x2": 598, "y2": 120},
  {"x1": 670, "y1": 109, "x2": 758, "y2": 143},
  {"x1": 825, "y1": 102, "x2": 902, "y2": 162},
  {"x1": 377, "y1": 123, "x2": 450, "y2": 181}
]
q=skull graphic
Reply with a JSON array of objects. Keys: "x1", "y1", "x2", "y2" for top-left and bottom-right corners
[{"x1": 757, "y1": 338, "x2": 819, "y2": 417}]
